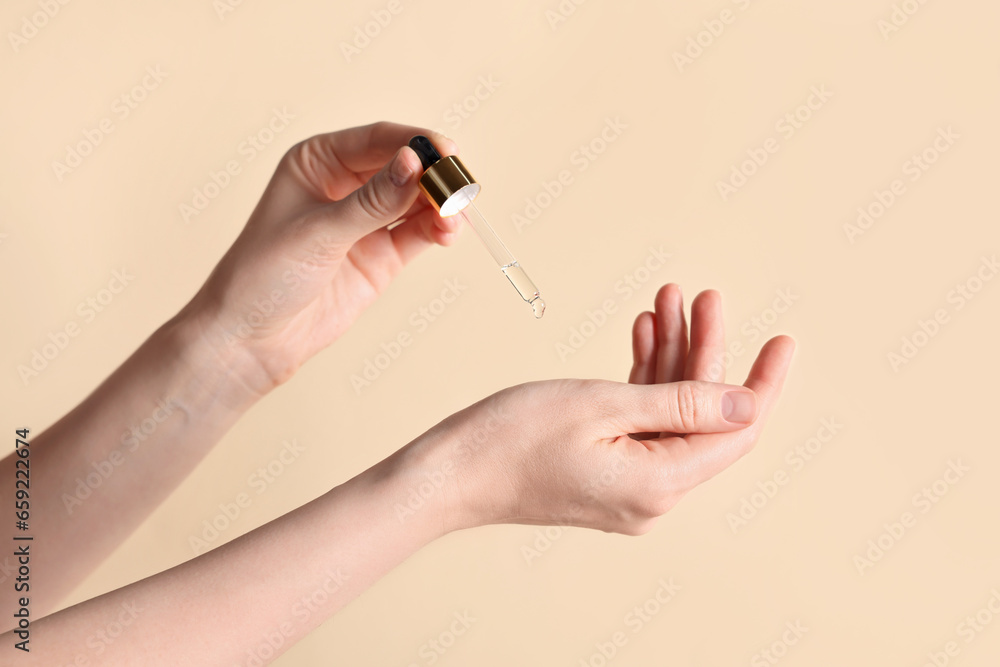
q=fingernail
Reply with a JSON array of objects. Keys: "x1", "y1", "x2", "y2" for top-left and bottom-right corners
[
  {"x1": 436, "y1": 132, "x2": 457, "y2": 151},
  {"x1": 722, "y1": 390, "x2": 756, "y2": 424},
  {"x1": 390, "y1": 149, "x2": 415, "y2": 187}
]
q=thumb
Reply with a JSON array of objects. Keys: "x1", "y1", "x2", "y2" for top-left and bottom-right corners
[
  {"x1": 324, "y1": 145, "x2": 423, "y2": 241},
  {"x1": 614, "y1": 381, "x2": 759, "y2": 435}
]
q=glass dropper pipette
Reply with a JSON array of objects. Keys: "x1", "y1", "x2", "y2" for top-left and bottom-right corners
[
  {"x1": 457, "y1": 202, "x2": 545, "y2": 318},
  {"x1": 408, "y1": 135, "x2": 546, "y2": 318}
]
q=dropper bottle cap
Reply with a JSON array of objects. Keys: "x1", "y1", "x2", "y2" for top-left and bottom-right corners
[{"x1": 408, "y1": 135, "x2": 481, "y2": 217}]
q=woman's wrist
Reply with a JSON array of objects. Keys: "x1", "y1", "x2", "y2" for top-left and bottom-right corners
[
  {"x1": 356, "y1": 424, "x2": 487, "y2": 539},
  {"x1": 157, "y1": 305, "x2": 269, "y2": 414}
]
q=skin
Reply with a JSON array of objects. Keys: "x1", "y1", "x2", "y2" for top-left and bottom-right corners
[{"x1": 1, "y1": 122, "x2": 794, "y2": 664}]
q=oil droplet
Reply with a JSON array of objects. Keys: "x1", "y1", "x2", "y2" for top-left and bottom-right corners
[
  {"x1": 530, "y1": 297, "x2": 546, "y2": 319},
  {"x1": 501, "y1": 262, "x2": 546, "y2": 320}
]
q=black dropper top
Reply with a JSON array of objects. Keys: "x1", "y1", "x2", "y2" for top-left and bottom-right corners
[{"x1": 408, "y1": 135, "x2": 442, "y2": 171}]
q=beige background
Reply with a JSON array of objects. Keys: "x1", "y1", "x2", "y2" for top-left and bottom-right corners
[{"x1": 3, "y1": 0, "x2": 999, "y2": 664}]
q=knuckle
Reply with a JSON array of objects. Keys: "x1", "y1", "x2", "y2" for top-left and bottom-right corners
[
  {"x1": 284, "y1": 136, "x2": 316, "y2": 169},
  {"x1": 281, "y1": 137, "x2": 306, "y2": 163},
  {"x1": 655, "y1": 493, "x2": 681, "y2": 515},
  {"x1": 616, "y1": 486, "x2": 672, "y2": 527},
  {"x1": 356, "y1": 180, "x2": 392, "y2": 219},
  {"x1": 671, "y1": 383, "x2": 701, "y2": 432},
  {"x1": 281, "y1": 136, "x2": 334, "y2": 195},
  {"x1": 652, "y1": 479, "x2": 688, "y2": 518},
  {"x1": 640, "y1": 488, "x2": 679, "y2": 519},
  {"x1": 621, "y1": 517, "x2": 658, "y2": 537},
  {"x1": 633, "y1": 499, "x2": 661, "y2": 522}
]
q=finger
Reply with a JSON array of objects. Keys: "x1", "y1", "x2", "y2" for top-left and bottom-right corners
[
  {"x1": 684, "y1": 289, "x2": 725, "y2": 383},
  {"x1": 433, "y1": 210, "x2": 463, "y2": 236},
  {"x1": 653, "y1": 284, "x2": 687, "y2": 384},
  {"x1": 325, "y1": 122, "x2": 458, "y2": 175},
  {"x1": 743, "y1": 335, "x2": 796, "y2": 406},
  {"x1": 318, "y1": 146, "x2": 424, "y2": 243},
  {"x1": 629, "y1": 312, "x2": 657, "y2": 385},
  {"x1": 629, "y1": 312, "x2": 661, "y2": 440},
  {"x1": 664, "y1": 336, "x2": 795, "y2": 486},
  {"x1": 388, "y1": 208, "x2": 463, "y2": 264},
  {"x1": 290, "y1": 122, "x2": 458, "y2": 201},
  {"x1": 609, "y1": 380, "x2": 760, "y2": 436},
  {"x1": 396, "y1": 193, "x2": 436, "y2": 221},
  {"x1": 395, "y1": 196, "x2": 463, "y2": 238}
]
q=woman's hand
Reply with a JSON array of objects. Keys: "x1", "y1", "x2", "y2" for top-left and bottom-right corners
[
  {"x1": 181, "y1": 122, "x2": 462, "y2": 395},
  {"x1": 407, "y1": 285, "x2": 794, "y2": 536}
]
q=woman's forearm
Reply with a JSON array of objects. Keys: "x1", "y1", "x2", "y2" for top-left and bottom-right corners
[
  {"x1": 11, "y1": 431, "x2": 451, "y2": 665},
  {"x1": 2, "y1": 310, "x2": 262, "y2": 620}
]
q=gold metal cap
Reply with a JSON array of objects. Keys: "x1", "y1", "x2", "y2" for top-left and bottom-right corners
[{"x1": 418, "y1": 155, "x2": 481, "y2": 217}]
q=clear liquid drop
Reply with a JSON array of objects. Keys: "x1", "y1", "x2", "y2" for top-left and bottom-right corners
[
  {"x1": 530, "y1": 298, "x2": 546, "y2": 319},
  {"x1": 501, "y1": 262, "x2": 545, "y2": 320}
]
